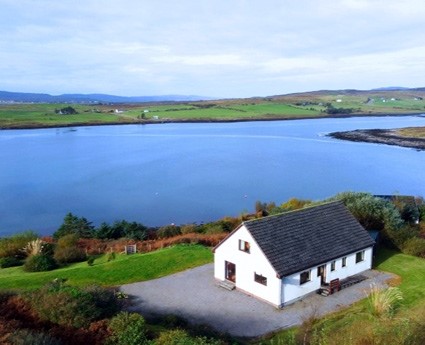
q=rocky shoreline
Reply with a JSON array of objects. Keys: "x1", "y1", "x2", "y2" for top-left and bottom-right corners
[{"x1": 328, "y1": 128, "x2": 425, "y2": 150}]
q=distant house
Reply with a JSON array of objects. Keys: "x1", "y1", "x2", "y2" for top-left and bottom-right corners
[
  {"x1": 213, "y1": 202, "x2": 374, "y2": 307},
  {"x1": 336, "y1": 99, "x2": 342, "y2": 103},
  {"x1": 114, "y1": 109, "x2": 124, "y2": 114}
]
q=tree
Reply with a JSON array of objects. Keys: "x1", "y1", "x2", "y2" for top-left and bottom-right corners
[
  {"x1": 327, "y1": 192, "x2": 403, "y2": 231},
  {"x1": 53, "y1": 213, "x2": 94, "y2": 239},
  {"x1": 55, "y1": 106, "x2": 78, "y2": 115}
]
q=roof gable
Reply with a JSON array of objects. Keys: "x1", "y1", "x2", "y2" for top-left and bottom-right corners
[{"x1": 243, "y1": 201, "x2": 375, "y2": 277}]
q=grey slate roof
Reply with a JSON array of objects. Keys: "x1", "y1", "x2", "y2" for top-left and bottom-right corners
[{"x1": 243, "y1": 201, "x2": 375, "y2": 277}]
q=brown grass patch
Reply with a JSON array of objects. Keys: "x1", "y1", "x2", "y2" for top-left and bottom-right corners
[{"x1": 386, "y1": 274, "x2": 402, "y2": 287}]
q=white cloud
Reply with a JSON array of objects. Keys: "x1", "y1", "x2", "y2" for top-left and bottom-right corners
[
  {"x1": 0, "y1": 0, "x2": 423, "y2": 97},
  {"x1": 153, "y1": 54, "x2": 248, "y2": 66}
]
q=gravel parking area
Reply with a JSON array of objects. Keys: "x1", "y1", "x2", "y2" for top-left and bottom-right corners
[{"x1": 120, "y1": 264, "x2": 393, "y2": 338}]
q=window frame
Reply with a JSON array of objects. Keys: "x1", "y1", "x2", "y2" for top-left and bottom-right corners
[
  {"x1": 331, "y1": 260, "x2": 336, "y2": 271},
  {"x1": 300, "y1": 270, "x2": 311, "y2": 285},
  {"x1": 356, "y1": 250, "x2": 365, "y2": 263},
  {"x1": 238, "y1": 239, "x2": 250, "y2": 253},
  {"x1": 254, "y1": 272, "x2": 267, "y2": 286},
  {"x1": 342, "y1": 256, "x2": 347, "y2": 267}
]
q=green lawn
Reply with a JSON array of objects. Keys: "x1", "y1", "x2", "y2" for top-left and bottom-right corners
[
  {"x1": 374, "y1": 248, "x2": 425, "y2": 307},
  {"x1": 0, "y1": 244, "x2": 213, "y2": 291}
]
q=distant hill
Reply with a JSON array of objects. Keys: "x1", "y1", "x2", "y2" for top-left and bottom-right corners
[
  {"x1": 1, "y1": 87, "x2": 425, "y2": 104},
  {"x1": 0, "y1": 91, "x2": 211, "y2": 104},
  {"x1": 371, "y1": 86, "x2": 411, "y2": 91}
]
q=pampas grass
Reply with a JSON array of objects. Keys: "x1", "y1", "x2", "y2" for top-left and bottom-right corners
[{"x1": 368, "y1": 283, "x2": 403, "y2": 317}]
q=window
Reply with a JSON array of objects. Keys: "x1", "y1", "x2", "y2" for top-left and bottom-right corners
[
  {"x1": 331, "y1": 261, "x2": 336, "y2": 271},
  {"x1": 342, "y1": 257, "x2": 347, "y2": 267},
  {"x1": 356, "y1": 250, "x2": 365, "y2": 263},
  {"x1": 239, "y1": 239, "x2": 250, "y2": 253},
  {"x1": 300, "y1": 270, "x2": 311, "y2": 285},
  {"x1": 254, "y1": 273, "x2": 267, "y2": 286}
]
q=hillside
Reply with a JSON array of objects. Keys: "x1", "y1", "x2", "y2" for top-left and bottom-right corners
[{"x1": 0, "y1": 88, "x2": 425, "y2": 129}]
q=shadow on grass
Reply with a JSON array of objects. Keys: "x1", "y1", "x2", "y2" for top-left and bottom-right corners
[{"x1": 373, "y1": 246, "x2": 399, "y2": 267}]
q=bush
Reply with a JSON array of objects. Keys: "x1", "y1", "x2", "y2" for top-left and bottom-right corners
[
  {"x1": 402, "y1": 237, "x2": 425, "y2": 257},
  {"x1": 23, "y1": 254, "x2": 57, "y2": 272},
  {"x1": 384, "y1": 225, "x2": 419, "y2": 250},
  {"x1": 27, "y1": 283, "x2": 118, "y2": 328},
  {"x1": 85, "y1": 285, "x2": 121, "y2": 318},
  {"x1": 8, "y1": 329, "x2": 62, "y2": 345},
  {"x1": 181, "y1": 224, "x2": 198, "y2": 235},
  {"x1": 157, "y1": 224, "x2": 182, "y2": 239},
  {"x1": 54, "y1": 246, "x2": 86, "y2": 264},
  {"x1": 155, "y1": 329, "x2": 222, "y2": 345},
  {"x1": 0, "y1": 256, "x2": 23, "y2": 268},
  {"x1": 0, "y1": 231, "x2": 38, "y2": 259},
  {"x1": 107, "y1": 252, "x2": 116, "y2": 261},
  {"x1": 108, "y1": 312, "x2": 148, "y2": 345},
  {"x1": 87, "y1": 256, "x2": 95, "y2": 266},
  {"x1": 53, "y1": 234, "x2": 86, "y2": 264}
]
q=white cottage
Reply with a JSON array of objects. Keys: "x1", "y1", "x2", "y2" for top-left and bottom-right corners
[{"x1": 213, "y1": 201, "x2": 375, "y2": 307}]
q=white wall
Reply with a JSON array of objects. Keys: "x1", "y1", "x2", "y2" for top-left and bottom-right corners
[
  {"x1": 214, "y1": 225, "x2": 282, "y2": 307},
  {"x1": 281, "y1": 246, "x2": 373, "y2": 305}
]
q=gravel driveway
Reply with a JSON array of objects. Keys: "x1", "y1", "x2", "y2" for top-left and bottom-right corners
[{"x1": 120, "y1": 264, "x2": 392, "y2": 337}]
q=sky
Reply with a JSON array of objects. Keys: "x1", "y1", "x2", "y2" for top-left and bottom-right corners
[{"x1": 0, "y1": 0, "x2": 424, "y2": 98}]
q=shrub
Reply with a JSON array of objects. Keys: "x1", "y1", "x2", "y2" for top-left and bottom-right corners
[
  {"x1": 7, "y1": 329, "x2": 62, "y2": 345},
  {"x1": 181, "y1": 224, "x2": 198, "y2": 235},
  {"x1": 84, "y1": 285, "x2": 121, "y2": 318},
  {"x1": 0, "y1": 231, "x2": 38, "y2": 259},
  {"x1": 155, "y1": 329, "x2": 221, "y2": 345},
  {"x1": 384, "y1": 224, "x2": 419, "y2": 249},
  {"x1": 108, "y1": 312, "x2": 148, "y2": 345},
  {"x1": 0, "y1": 256, "x2": 23, "y2": 268},
  {"x1": 107, "y1": 252, "x2": 116, "y2": 261},
  {"x1": 204, "y1": 224, "x2": 225, "y2": 235},
  {"x1": 23, "y1": 254, "x2": 57, "y2": 272},
  {"x1": 27, "y1": 283, "x2": 117, "y2": 328},
  {"x1": 87, "y1": 256, "x2": 95, "y2": 266},
  {"x1": 53, "y1": 234, "x2": 86, "y2": 264},
  {"x1": 157, "y1": 224, "x2": 181, "y2": 239},
  {"x1": 402, "y1": 237, "x2": 425, "y2": 257}
]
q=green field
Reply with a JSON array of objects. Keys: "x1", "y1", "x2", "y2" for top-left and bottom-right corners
[
  {"x1": 1, "y1": 90, "x2": 425, "y2": 129},
  {"x1": 0, "y1": 244, "x2": 213, "y2": 291}
]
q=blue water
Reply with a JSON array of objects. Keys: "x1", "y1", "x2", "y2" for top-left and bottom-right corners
[{"x1": 1, "y1": 115, "x2": 424, "y2": 236}]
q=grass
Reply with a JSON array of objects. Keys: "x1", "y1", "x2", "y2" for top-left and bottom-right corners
[
  {"x1": 396, "y1": 126, "x2": 425, "y2": 138},
  {"x1": 0, "y1": 244, "x2": 213, "y2": 291},
  {"x1": 374, "y1": 247, "x2": 425, "y2": 307},
  {"x1": 1, "y1": 90, "x2": 425, "y2": 129},
  {"x1": 259, "y1": 248, "x2": 425, "y2": 344}
]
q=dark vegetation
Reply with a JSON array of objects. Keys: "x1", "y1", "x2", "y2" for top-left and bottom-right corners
[
  {"x1": 54, "y1": 106, "x2": 78, "y2": 115},
  {"x1": 1, "y1": 192, "x2": 425, "y2": 344},
  {"x1": 328, "y1": 127, "x2": 425, "y2": 151}
]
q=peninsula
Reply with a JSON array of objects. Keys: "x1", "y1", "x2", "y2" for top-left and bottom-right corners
[{"x1": 328, "y1": 126, "x2": 425, "y2": 150}]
